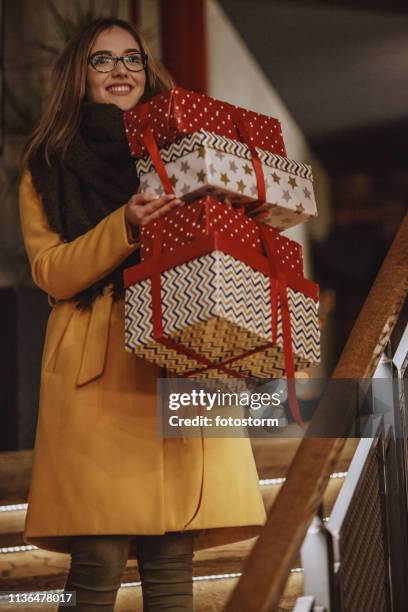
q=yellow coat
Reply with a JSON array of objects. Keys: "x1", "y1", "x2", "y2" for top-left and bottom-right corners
[{"x1": 19, "y1": 170, "x2": 266, "y2": 556}]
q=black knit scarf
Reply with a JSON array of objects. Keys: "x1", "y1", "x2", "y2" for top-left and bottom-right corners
[{"x1": 28, "y1": 102, "x2": 140, "y2": 310}]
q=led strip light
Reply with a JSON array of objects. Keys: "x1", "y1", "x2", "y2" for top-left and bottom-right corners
[
  {"x1": 0, "y1": 544, "x2": 37, "y2": 554},
  {"x1": 0, "y1": 503, "x2": 28, "y2": 512},
  {"x1": 259, "y1": 471, "x2": 347, "y2": 487},
  {"x1": 0, "y1": 567, "x2": 305, "y2": 601}
]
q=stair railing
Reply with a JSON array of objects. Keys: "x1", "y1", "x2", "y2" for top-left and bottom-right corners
[{"x1": 224, "y1": 212, "x2": 408, "y2": 611}]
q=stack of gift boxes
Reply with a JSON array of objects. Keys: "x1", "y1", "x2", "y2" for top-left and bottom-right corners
[{"x1": 122, "y1": 88, "x2": 320, "y2": 389}]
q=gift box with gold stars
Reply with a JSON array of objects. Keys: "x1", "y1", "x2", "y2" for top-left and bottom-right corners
[{"x1": 135, "y1": 130, "x2": 317, "y2": 231}]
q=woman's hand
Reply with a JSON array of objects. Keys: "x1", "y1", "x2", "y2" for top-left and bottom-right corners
[{"x1": 125, "y1": 192, "x2": 184, "y2": 228}]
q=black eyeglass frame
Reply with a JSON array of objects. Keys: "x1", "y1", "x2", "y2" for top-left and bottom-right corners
[{"x1": 88, "y1": 51, "x2": 148, "y2": 73}]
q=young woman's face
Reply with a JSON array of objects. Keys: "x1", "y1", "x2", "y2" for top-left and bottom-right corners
[{"x1": 87, "y1": 26, "x2": 146, "y2": 111}]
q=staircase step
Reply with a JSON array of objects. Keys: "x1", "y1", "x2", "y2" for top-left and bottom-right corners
[
  {"x1": 251, "y1": 434, "x2": 358, "y2": 479},
  {"x1": 0, "y1": 540, "x2": 257, "y2": 591},
  {"x1": 0, "y1": 567, "x2": 303, "y2": 611},
  {"x1": 113, "y1": 570, "x2": 302, "y2": 612}
]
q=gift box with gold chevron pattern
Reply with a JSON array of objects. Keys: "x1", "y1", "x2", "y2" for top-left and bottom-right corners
[
  {"x1": 135, "y1": 130, "x2": 317, "y2": 231},
  {"x1": 123, "y1": 234, "x2": 320, "y2": 379}
]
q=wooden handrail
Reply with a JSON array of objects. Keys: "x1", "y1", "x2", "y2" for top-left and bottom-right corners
[{"x1": 225, "y1": 212, "x2": 408, "y2": 612}]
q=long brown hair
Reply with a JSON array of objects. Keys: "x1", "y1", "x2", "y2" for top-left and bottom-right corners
[{"x1": 22, "y1": 18, "x2": 174, "y2": 167}]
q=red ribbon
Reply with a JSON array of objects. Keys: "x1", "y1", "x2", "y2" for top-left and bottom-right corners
[
  {"x1": 231, "y1": 110, "x2": 266, "y2": 208},
  {"x1": 140, "y1": 125, "x2": 175, "y2": 196},
  {"x1": 260, "y1": 226, "x2": 306, "y2": 429}
]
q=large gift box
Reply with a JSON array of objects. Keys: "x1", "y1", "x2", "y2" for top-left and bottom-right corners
[
  {"x1": 124, "y1": 228, "x2": 320, "y2": 380},
  {"x1": 140, "y1": 197, "x2": 304, "y2": 278},
  {"x1": 136, "y1": 130, "x2": 317, "y2": 231},
  {"x1": 124, "y1": 87, "x2": 286, "y2": 158}
]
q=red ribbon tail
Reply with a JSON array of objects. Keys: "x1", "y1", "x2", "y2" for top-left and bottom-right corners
[
  {"x1": 280, "y1": 285, "x2": 306, "y2": 430},
  {"x1": 183, "y1": 404, "x2": 205, "y2": 528},
  {"x1": 260, "y1": 225, "x2": 306, "y2": 430},
  {"x1": 141, "y1": 125, "x2": 174, "y2": 195},
  {"x1": 286, "y1": 378, "x2": 306, "y2": 430}
]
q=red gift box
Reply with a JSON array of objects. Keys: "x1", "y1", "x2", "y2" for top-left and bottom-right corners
[
  {"x1": 124, "y1": 231, "x2": 319, "y2": 428},
  {"x1": 124, "y1": 87, "x2": 286, "y2": 158},
  {"x1": 140, "y1": 197, "x2": 304, "y2": 277}
]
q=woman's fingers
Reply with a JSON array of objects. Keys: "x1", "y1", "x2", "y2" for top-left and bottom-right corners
[
  {"x1": 128, "y1": 192, "x2": 163, "y2": 206},
  {"x1": 142, "y1": 194, "x2": 183, "y2": 215},
  {"x1": 129, "y1": 193, "x2": 181, "y2": 212},
  {"x1": 128, "y1": 191, "x2": 271, "y2": 225},
  {"x1": 129, "y1": 192, "x2": 183, "y2": 214},
  {"x1": 142, "y1": 198, "x2": 184, "y2": 224},
  {"x1": 125, "y1": 192, "x2": 184, "y2": 226}
]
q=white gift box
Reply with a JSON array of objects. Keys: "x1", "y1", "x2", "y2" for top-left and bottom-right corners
[{"x1": 135, "y1": 130, "x2": 318, "y2": 231}]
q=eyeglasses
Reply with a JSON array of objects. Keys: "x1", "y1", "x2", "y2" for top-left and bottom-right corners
[{"x1": 88, "y1": 51, "x2": 148, "y2": 73}]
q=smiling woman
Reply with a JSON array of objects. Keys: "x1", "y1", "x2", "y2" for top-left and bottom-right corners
[{"x1": 86, "y1": 26, "x2": 147, "y2": 111}]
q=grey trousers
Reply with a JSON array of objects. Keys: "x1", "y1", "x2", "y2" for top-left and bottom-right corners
[{"x1": 60, "y1": 532, "x2": 195, "y2": 611}]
